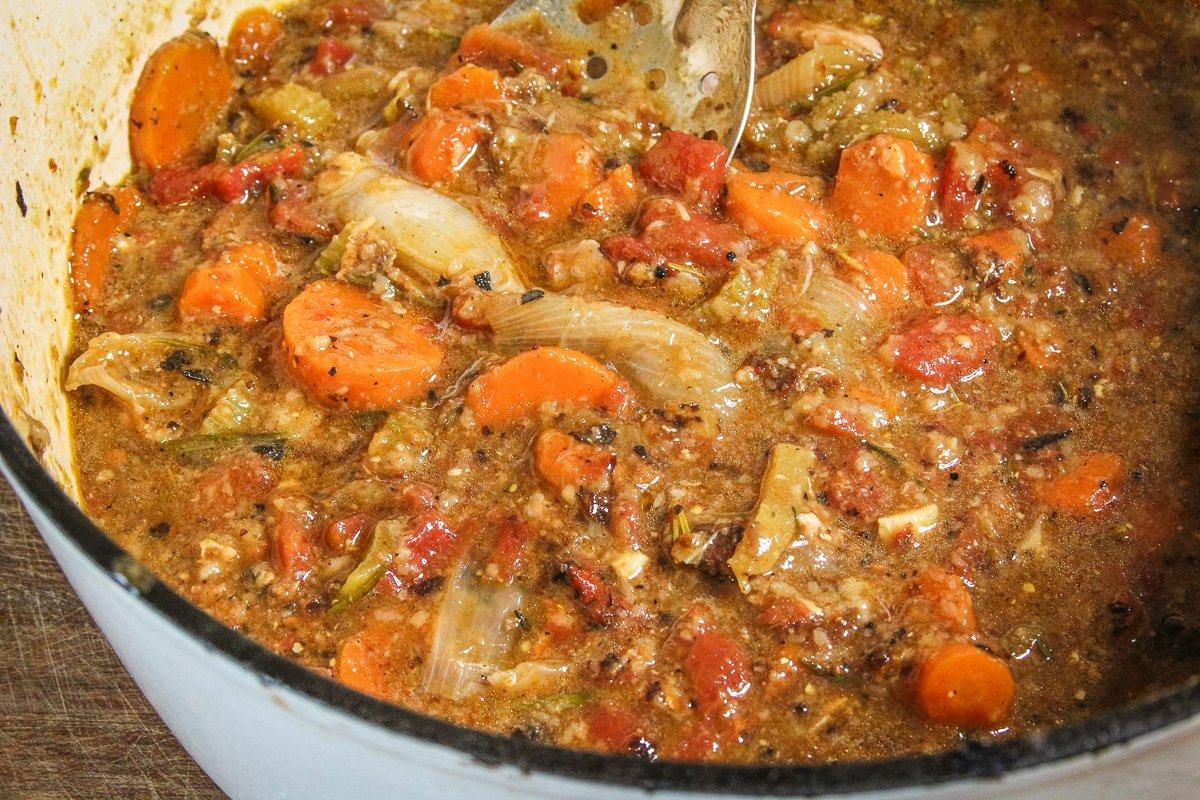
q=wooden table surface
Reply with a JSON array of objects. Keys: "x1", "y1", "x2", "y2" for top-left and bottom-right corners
[{"x1": 0, "y1": 476, "x2": 224, "y2": 800}]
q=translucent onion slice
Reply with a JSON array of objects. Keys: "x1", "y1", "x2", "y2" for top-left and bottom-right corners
[
  {"x1": 754, "y1": 46, "x2": 868, "y2": 110},
  {"x1": 799, "y1": 268, "x2": 870, "y2": 330},
  {"x1": 475, "y1": 291, "x2": 742, "y2": 416},
  {"x1": 421, "y1": 562, "x2": 525, "y2": 700},
  {"x1": 317, "y1": 153, "x2": 525, "y2": 293}
]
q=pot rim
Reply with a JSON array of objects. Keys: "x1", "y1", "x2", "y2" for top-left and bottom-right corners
[{"x1": 2, "y1": 410, "x2": 1198, "y2": 796}]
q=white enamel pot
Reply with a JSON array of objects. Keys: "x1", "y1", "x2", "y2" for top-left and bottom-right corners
[{"x1": 1, "y1": 2, "x2": 1199, "y2": 797}]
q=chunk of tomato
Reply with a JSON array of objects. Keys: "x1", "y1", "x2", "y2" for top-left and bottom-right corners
[
  {"x1": 636, "y1": 130, "x2": 729, "y2": 210},
  {"x1": 880, "y1": 314, "x2": 997, "y2": 386}
]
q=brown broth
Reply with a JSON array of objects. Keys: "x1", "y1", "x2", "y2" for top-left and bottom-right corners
[{"x1": 68, "y1": 0, "x2": 1200, "y2": 763}]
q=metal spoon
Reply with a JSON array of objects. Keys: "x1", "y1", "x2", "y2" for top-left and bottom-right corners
[{"x1": 493, "y1": 0, "x2": 756, "y2": 157}]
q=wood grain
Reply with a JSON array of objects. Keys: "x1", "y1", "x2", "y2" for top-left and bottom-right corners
[{"x1": 0, "y1": 476, "x2": 224, "y2": 800}]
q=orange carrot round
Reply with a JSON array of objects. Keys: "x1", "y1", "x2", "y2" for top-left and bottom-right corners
[
  {"x1": 335, "y1": 627, "x2": 390, "y2": 698},
  {"x1": 226, "y1": 8, "x2": 285, "y2": 74},
  {"x1": 404, "y1": 110, "x2": 487, "y2": 184},
  {"x1": 465, "y1": 347, "x2": 631, "y2": 428},
  {"x1": 839, "y1": 248, "x2": 910, "y2": 308},
  {"x1": 914, "y1": 642, "x2": 1014, "y2": 728},
  {"x1": 1101, "y1": 213, "x2": 1162, "y2": 272},
  {"x1": 1036, "y1": 451, "x2": 1125, "y2": 517},
  {"x1": 178, "y1": 241, "x2": 283, "y2": 324},
  {"x1": 575, "y1": 164, "x2": 640, "y2": 224},
  {"x1": 534, "y1": 429, "x2": 615, "y2": 490},
  {"x1": 70, "y1": 187, "x2": 144, "y2": 313},
  {"x1": 428, "y1": 64, "x2": 503, "y2": 109},
  {"x1": 831, "y1": 134, "x2": 936, "y2": 238},
  {"x1": 519, "y1": 134, "x2": 603, "y2": 226},
  {"x1": 282, "y1": 280, "x2": 444, "y2": 410},
  {"x1": 724, "y1": 169, "x2": 828, "y2": 245},
  {"x1": 129, "y1": 32, "x2": 235, "y2": 172}
]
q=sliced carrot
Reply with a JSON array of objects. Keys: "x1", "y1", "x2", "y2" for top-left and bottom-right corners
[
  {"x1": 403, "y1": 110, "x2": 487, "y2": 184},
  {"x1": 226, "y1": 7, "x2": 285, "y2": 74},
  {"x1": 178, "y1": 241, "x2": 282, "y2": 324},
  {"x1": 575, "y1": 164, "x2": 640, "y2": 224},
  {"x1": 282, "y1": 279, "x2": 444, "y2": 410},
  {"x1": 334, "y1": 626, "x2": 390, "y2": 698},
  {"x1": 534, "y1": 429, "x2": 615, "y2": 491},
  {"x1": 838, "y1": 248, "x2": 910, "y2": 308},
  {"x1": 519, "y1": 133, "x2": 603, "y2": 226},
  {"x1": 831, "y1": 134, "x2": 936, "y2": 238},
  {"x1": 129, "y1": 32, "x2": 235, "y2": 172},
  {"x1": 1101, "y1": 213, "x2": 1162, "y2": 272},
  {"x1": 70, "y1": 188, "x2": 144, "y2": 313},
  {"x1": 465, "y1": 347, "x2": 631, "y2": 428},
  {"x1": 911, "y1": 567, "x2": 976, "y2": 634},
  {"x1": 914, "y1": 642, "x2": 1014, "y2": 728},
  {"x1": 428, "y1": 64, "x2": 503, "y2": 109},
  {"x1": 452, "y1": 24, "x2": 565, "y2": 79},
  {"x1": 960, "y1": 228, "x2": 1030, "y2": 283},
  {"x1": 178, "y1": 263, "x2": 267, "y2": 323},
  {"x1": 1036, "y1": 451, "x2": 1124, "y2": 517},
  {"x1": 724, "y1": 169, "x2": 828, "y2": 245}
]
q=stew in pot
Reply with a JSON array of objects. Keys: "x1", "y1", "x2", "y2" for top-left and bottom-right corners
[{"x1": 65, "y1": 0, "x2": 1200, "y2": 762}]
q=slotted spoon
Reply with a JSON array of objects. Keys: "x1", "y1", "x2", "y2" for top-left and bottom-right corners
[{"x1": 493, "y1": 0, "x2": 757, "y2": 155}]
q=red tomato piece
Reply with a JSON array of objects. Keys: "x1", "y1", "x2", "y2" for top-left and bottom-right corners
[
  {"x1": 587, "y1": 705, "x2": 640, "y2": 752},
  {"x1": 400, "y1": 512, "x2": 459, "y2": 586},
  {"x1": 309, "y1": 36, "x2": 355, "y2": 75},
  {"x1": 685, "y1": 630, "x2": 751, "y2": 720},
  {"x1": 880, "y1": 314, "x2": 997, "y2": 386},
  {"x1": 602, "y1": 198, "x2": 750, "y2": 272},
  {"x1": 213, "y1": 143, "x2": 306, "y2": 203},
  {"x1": 636, "y1": 130, "x2": 729, "y2": 210},
  {"x1": 486, "y1": 515, "x2": 535, "y2": 584},
  {"x1": 562, "y1": 561, "x2": 627, "y2": 625}
]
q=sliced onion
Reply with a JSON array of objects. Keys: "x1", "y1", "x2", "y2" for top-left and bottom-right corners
[
  {"x1": 800, "y1": 269, "x2": 870, "y2": 330},
  {"x1": 318, "y1": 153, "x2": 526, "y2": 293},
  {"x1": 474, "y1": 291, "x2": 742, "y2": 417},
  {"x1": 421, "y1": 563, "x2": 525, "y2": 701},
  {"x1": 754, "y1": 46, "x2": 868, "y2": 110}
]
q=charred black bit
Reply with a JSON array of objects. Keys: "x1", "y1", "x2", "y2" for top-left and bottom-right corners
[
  {"x1": 743, "y1": 156, "x2": 770, "y2": 172},
  {"x1": 725, "y1": 250, "x2": 737, "y2": 262},
  {"x1": 878, "y1": 97, "x2": 901, "y2": 111},
  {"x1": 632, "y1": 444, "x2": 649, "y2": 460},
  {"x1": 653, "y1": 265, "x2": 669, "y2": 279},
  {"x1": 1021, "y1": 430, "x2": 1072, "y2": 451},
  {"x1": 412, "y1": 575, "x2": 445, "y2": 596},
  {"x1": 159, "y1": 350, "x2": 192, "y2": 372},
  {"x1": 146, "y1": 293, "x2": 174, "y2": 311},
  {"x1": 574, "y1": 423, "x2": 616, "y2": 446},
  {"x1": 148, "y1": 521, "x2": 171, "y2": 538},
  {"x1": 972, "y1": 174, "x2": 987, "y2": 195},
  {"x1": 1071, "y1": 272, "x2": 1093, "y2": 295},
  {"x1": 514, "y1": 609, "x2": 531, "y2": 630},
  {"x1": 473, "y1": 271, "x2": 493, "y2": 290},
  {"x1": 97, "y1": 191, "x2": 121, "y2": 215},
  {"x1": 1059, "y1": 106, "x2": 1086, "y2": 128},
  {"x1": 14, "y1": 181, "x2": 26, "y2": 217},
  {"x1": 328, "y1": 366, "x2": 337, "y2": 376},
  {"x1": 1077, "y1": 385, "x2": 1093, "y2": 408},
  {"x1": 180, "y1": 368, "x2": 212, "y2": 384},
  {"x1": 1111, "y1": 216, "x2": 1130, "y2": 235},
  {"x1": 251, "y1": 440, "x2": 286, "y2": 461},
  {"x1": 999, "y1": 159, "x2": 1018, "y2": 179},
  {"x1": 1109, "y1": 600, "x2": 1136, "y2": 636},
  {"x1": 435, "y1": 275, "x2": 451, "y2": 287},
  {"x1": 520, "y1": 289, "x2": 545, "y2": 304}
]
